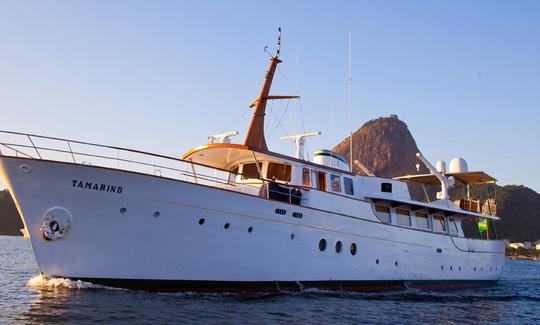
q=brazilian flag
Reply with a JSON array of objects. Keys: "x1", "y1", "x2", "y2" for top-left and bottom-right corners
[
  {"x1": 478, "y1": 218, "x2": 489, "y2": 233},
  {"x1": 478, "y1": 218, "x2": 493, "y2": 239}
]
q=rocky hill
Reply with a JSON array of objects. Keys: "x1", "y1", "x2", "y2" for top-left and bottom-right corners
[
  {"x1": 0, "y1": 189, "x2": 23, "y2": 236},
  {"x1": 333, "y1": 114, "x2": 429, "y2": 178}
]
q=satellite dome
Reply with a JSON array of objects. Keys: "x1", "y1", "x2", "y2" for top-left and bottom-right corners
[{"x1": 448, "y1": 158, "x2": 468, "y2": 173}]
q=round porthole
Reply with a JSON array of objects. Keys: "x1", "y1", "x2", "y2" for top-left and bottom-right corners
[
  {"x1": 290, "y1": 233, "x2": 295, "y2": 240},
  {"x1": 248, "y1": 226, "x2": 253, "y2": 233},
  {"x1": 119, "y1": 207, "x2": 127, "y2": 213},
  {"x1": 441, "y1": 265, "x2": 444, "y2": 270},
  {"x1": 198, "y1": 218, "x2": 205, "y2": 225},
  {"x1": 224, "y1": 223, "x2": 230, "y2": 229},
  {"x1": 376, "y1": 259, "x2": 380, "y2": 265},
  {"x1": 335, "y1": 241, "x2": 343, "y2": 253},
  {"x1": 350, "y1": 243, "x2": 357, "y2": 256},
  {"x1": 319, "y1": 239, "x2": 327, "y2": 252},
  {"x1": 450, "y1": 266, "x2": 453, "y2": 271},
  {"x1": 474, "y1": 267, "x2": 477, "y2": 272},
  {"x1": 153, "y1": 211, "x2": 160, "y2": 218},
  {"x1": 395, "y1": 261, "x2": 398, "y2": 267}
]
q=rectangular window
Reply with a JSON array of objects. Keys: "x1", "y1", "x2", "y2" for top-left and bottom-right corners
[
  {"x1": 311, "y1": 171, "x2": 318, "y2": 189},
  {"x1": 302, "y1": 168, "x2": 311, "y2": 186},
  {"x1": 344, "y1": 177, "x2": 354, "y2": 195},
  {"x1": 266, "y1": 163, "x2": 291, "y2": 182},
  {"x1": 396, "y1": 209, "x2": 411, "y2": 227},
  {"x1": 330, "y1": 174, "x2": 341, "y2": 192},
  {"x1": 415, "y1": 212, "x2": 430, "y2": 229},
  {"x1": 433, "y1": 215, "x2": 447, "y2": 232},
  {"x1": 375, "y1": 205, "x2": 391, "y2": 223},
  {"x1": 241, "y1": 163, "x2": 262, "y2": 180},
  {"x1": 317, "y1": 171, "x2": 326, "y2": 191},
  {"x1": 449, "y1": 219, "x2": 459, "y2": 234},
  {"x1": 381, "y1": 182, "x2": 392, "y2": 193}
]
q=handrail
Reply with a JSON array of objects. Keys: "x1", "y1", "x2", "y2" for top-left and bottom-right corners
[{"x1": 0, "y1": 129, "x2": 307, "y2": 204}]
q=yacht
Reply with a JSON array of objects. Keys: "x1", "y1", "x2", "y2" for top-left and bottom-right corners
[{"x1": 0, "y1": 37, "x2": 504, "y2": 292}]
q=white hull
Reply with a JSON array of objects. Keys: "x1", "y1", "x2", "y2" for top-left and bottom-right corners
[{"x1": 0, "y1": 156, "x2": 505, "y2": 291}]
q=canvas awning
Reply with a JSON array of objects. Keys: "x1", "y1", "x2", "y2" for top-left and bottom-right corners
[{"x1": 394, "y1": 171, "x2": 496, "y2": 186}]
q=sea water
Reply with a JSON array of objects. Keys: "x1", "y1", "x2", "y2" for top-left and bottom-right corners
[{"x1": 0, "y1": 235, "x2": 538, "y2": 324}]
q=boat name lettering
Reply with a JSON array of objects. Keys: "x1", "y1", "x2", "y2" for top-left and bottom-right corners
[{"x1": 71, "y1": 180, "x2": 123, "y2": 194}]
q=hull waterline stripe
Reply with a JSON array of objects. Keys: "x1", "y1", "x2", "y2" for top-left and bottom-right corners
[{"x1": 66, "y1": 277, "x2": 499, "y2": 292}]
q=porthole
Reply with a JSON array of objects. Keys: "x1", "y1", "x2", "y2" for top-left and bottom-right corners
[
  {"x1": 395, "y1": 261, "x2": 398, "y2": 267},
  {"x1": 224, "y1": 223, "x2": 230, "y2": 229},
  {"x1": 474, "y1": 267, "x2": 477, "y2": 272},
  {"x1": 490, "y1": 267, "x2": 492, "y2": 272},
  {"x1": 153, "y1": 211, "x2": 160, "y2": 218},
  {"x1": 319, "y1": 239, "x2": 327, "y2": 252},
  {"x1": 450, "y1": 266, "x2": 453, "y2": 271},
  {"x1": 441, "y1": 265, "x2": 444, "y2": 270},
  {"x1": 292, "y1": 212, "x2": 303, "y2": 218},
  {"x1": 376, "y1": 259, "x2": 380, "y2": 265},
  {"x1": 290, "y1": 233, "x2": 295, "y2": 240},
  {"x1": 248, "y1": 226, "x2": 253, "y2": 233},
  {"x1": 275, "y1": 209, "x2": 286, "y2": 215},
  {"x1": 198, "y1": 218, "x2": 205, "y2": 225},
  {"x1": 335, "y1": 241, "x2": 343, "y2": 253},
  {"x1": 459, "y1": 266, "x2": 462, "y2": 271},
  {"x1": 350, "y1": 243, "x2": 357, "y2": 256},
  {"x1": 480, "y1": 267, "x2": 483, "y2": 272},
  {"x1": 119, "y1": 207, "x2": 127, "y2": 213}
]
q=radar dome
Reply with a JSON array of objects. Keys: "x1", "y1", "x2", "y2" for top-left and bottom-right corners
[
  {"x1": 436, "y1": 160, "x2": 447, "y2": 173},
  {"x1": 448, "y1": 158, "x2": 468, "y2": 173}
]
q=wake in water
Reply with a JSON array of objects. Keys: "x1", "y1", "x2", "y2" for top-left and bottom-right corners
[{"x1": 27, "y1": 274, "x2": 120, "y2": 290}]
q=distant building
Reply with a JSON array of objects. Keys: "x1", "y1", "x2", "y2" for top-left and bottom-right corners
[
  {"x1": 509, "y1": 243, "x2": 523, "y2": 249},
  {"x1": 536, "y1": 243, "x2": 540, "y2": 251}
]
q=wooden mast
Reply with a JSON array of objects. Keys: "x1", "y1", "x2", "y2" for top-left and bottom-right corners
[
  {"x1": 244, "y1": 56, "x2": 281, "y2": 151},
  {"x1": 245, "y1": 28, "x2": 299, "y2": 151}
]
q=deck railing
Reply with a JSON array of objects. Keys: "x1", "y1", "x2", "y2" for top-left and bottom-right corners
[{"x1": 0, "y1": 129, "x2": 304, "y2": 204}]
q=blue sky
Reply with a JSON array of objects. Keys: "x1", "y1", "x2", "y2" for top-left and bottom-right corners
[{"x1": 0, "y1": 1, "x2": 539, "y2": 192}]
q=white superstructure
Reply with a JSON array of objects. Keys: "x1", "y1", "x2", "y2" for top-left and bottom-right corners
[{"x1": 0, "y1": 36, "x2": 504, "y2": 292}]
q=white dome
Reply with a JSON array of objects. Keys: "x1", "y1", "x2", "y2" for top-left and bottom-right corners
[
  {"x1": 449, "y1": 158, "x2": 468, "y2": 173},
  {"x1": 436, "y1": 160, "x2": 447, "y2": 173}
]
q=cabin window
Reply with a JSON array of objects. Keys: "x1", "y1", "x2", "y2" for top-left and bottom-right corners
[
  {"x1": 449, "y1": 218, "x2": 459, "y2": 234},
  {"x1": 330, "y1": 174, "x2": 341, "y2": 192},
  {"x1": 396, "y1": 209, "x2": 411, "y2": 227},
  {"x1": 344, "y1": 177, "x2": 354, "y2": 195},
  {"x1": 374, "y1": 205, "x2": 391, "y2": 223},
  {"x1": 241, "y1": 163, "x2": 262, "y2": 180},
  {"x1": 433, "y1": 215, "x2": 447, "y2": 232},
  {"x1": 266, "y1": 163, "x2": 291, "y2": 182},
  {"x1": 415, "y1": 212, "x2": 430, "y2": 229},
  {"x1": 311, "y1": 171, "x2": 318, "y2": 189},
  {"x1": 302, "y1": 168, "x2": 311, "y2": 187},
  {"x1": 317, "y1": 171, "x2": 326, "y2": 191}
]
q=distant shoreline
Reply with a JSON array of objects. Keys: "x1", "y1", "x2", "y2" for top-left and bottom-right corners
[{"x1": 506, "y1": 255, "x2": 539, "y2": 261}]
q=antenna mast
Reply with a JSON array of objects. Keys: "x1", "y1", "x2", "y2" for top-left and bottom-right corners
[{"x1": 348, "y1": 29, "x2": 353, "y2": 170}]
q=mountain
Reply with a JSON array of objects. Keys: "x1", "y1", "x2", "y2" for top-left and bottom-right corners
[
  {"x1": 333, "y1": 114, "x2": 431, "y2": 201},
  {"x1": 333, "y1": 114, "x2": 429, "y2": 178},
  {"x1": 0, "y1": 189, "x2": 23, "y2": 236},
  {"x1": 495, "y1": 185, "x2": 540, "y2": 242},
  {"x1": 333, "y1": 115, "x2": 540, "y2": 242}
]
